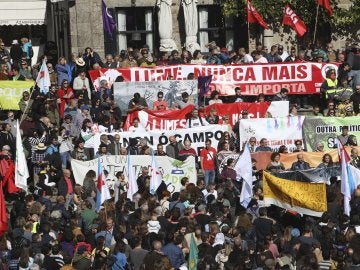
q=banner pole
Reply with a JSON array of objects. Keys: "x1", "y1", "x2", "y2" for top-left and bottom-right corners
[{"x1": 313, "y1": 4, "x2": 320, "y2": 45}]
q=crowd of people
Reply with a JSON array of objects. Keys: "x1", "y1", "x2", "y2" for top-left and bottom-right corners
[{"x1": 0, "y1": 37, "x2": 360, "y2": 270}]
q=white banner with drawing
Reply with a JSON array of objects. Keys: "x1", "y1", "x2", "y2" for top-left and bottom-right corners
[{"x1": 71, "y1": 155, "x2": 196, "y2": 193}]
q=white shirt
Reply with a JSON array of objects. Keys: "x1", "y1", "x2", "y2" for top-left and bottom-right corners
[
  {"x1": 279, "y1": 51, "x2": 289, "y2": 62},
  {"x1": 242, "y1": 54, "x2": 254, "y2": 63},
  {"x1": 255, "y1": 56, "x2": 268, "y2": 63}
]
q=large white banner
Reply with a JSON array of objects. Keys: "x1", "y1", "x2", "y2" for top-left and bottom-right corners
[
  {"x1": 114, "y1": 80, "x2": 198, "y2": 114},
  {"x1": 94, "y1": 125, "x2": 228, "y2": 155},
  {"x1": 71, "y1": 155, "x2": 196, "y2": 193},
  {"x1": 239, "y1": 116, "x2": 305, "y2": 152}
]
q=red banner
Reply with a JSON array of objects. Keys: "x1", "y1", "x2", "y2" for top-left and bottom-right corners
[
  {"x1": 89, "y1": 63, "x2": 338, "y2": 96},
  {"x1": 123, "y1": 102, "x2": 272, "y2": 131}
]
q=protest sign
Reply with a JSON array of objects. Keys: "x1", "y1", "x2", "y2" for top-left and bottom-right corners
[
  {"x1": 263, "y1": 171, "x2": 327, "y2": 217},
  {"x1": 71, "y1": 155, "x2": 196, "y2": 193},
  {"x1": 89, "y1": 63, "x2": 338, "y2": 96},
  {"x1": 113, "y1": 80, "x2": 198, "y2": 114},
  {"x1": 123, "y1": 101, "x2": 288, "y2": 131},
  {"x1": 303, "y1": 116, "x2": 360, "y2": 151},
  {"x1": 239, "y1": 116, "x2": 305, "y2": 152},
  {"x1": 94, "y1": 125, "x2": 228, "y2": 156},
  {"x1": 0, "y1": 81, "x2": 34, "y2": 110}
]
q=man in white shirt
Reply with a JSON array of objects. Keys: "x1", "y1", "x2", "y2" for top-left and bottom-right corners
[
  {"x1": 254, "y1": 51, "x2": 268, "y2": 64},
  {"x1": 238, "y1": 48, "x2": 254, "y2": 63}
]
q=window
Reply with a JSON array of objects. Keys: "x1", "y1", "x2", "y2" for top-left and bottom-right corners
[
  {"x1": 198, "y1": 5, "x2": 248, "y2": 52},
  {"x1": 117, "y1": 8, "x2": 154, "y2": 52}
]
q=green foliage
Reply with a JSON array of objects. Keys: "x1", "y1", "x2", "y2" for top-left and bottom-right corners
[{"x1": 220, "y1": 0, "x2": 359, "y2": 41}]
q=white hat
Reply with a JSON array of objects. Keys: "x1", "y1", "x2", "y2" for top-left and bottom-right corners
[
  {"x1": 35, "y1": 143, "x2": 47, "y2": 151},
  {"x1": 75, "y1": 57, "x2": 85, "y2": 66},
  {"x1": 12, "y1": 40, "x2": 18, "y2": 45}
]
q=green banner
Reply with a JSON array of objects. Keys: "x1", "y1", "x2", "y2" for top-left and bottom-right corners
[
  {"x1": 0, "y1": 81, "x2": 34, "y2": 110},
  {"x1": 303, "y1": 116, "x2": 360, "y2": 151}
]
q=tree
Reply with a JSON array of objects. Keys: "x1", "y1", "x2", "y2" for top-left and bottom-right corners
[{"x1": 220, "y1": 0, "x2": 359, "y2": 44}]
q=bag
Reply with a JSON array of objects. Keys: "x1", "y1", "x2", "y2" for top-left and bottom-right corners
[{"x1": 29, "y1": 46, "x2": 34, "y2": 58}]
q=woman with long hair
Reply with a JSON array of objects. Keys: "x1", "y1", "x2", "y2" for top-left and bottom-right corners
[{"x1": 317, "y1": 153, "x2": 334, "y2": 168}]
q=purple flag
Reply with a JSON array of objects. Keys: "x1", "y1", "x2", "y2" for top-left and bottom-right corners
[
  {"x1": 102, "y1": 0, "x2": 116, "y2": 40},
  {"x1": 198, "y1": 75, "x2": 213, "y2": 98}
]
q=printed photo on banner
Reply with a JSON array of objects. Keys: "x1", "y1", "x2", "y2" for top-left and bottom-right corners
[
  {"x1": 71, "y1": 155, "x2": 196, "y2": 193},
  {"x1": 113, "y1": 80, "x2": 198, "y2": 114}
]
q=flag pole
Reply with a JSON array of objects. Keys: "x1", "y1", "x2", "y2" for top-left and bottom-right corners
[
  {"x1": 312, "y1": 4, "x2": 320, "y2": 45},
  {"x1": 246, "y1": 0, "x2": 250, "y2": 52}
]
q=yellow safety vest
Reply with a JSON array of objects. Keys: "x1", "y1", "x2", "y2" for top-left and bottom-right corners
[{"x1": 31, "y1": 221, "x2": 39, "y2": 233}]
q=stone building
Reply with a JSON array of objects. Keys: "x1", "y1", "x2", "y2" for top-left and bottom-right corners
[
  {"x1": 0, "y1": 0, "x2": 354, "y2": 62},
  {"x1": 68, "y1": 0, "x2": 354, "y2": 59}
]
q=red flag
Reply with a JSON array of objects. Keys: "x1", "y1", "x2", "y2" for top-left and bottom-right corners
[
  {"x1": 0, "y1": 184, "x2": 8, "y2": 237},
  {"x1": 282, "y1": 4, "x2": 307, "y2": 37},
  {"x1": 318, "y1": 0, "x2": 332, "y2": 16},
  {"x1": 247, "y1": 0, "x2": 269, "y2": 29}
]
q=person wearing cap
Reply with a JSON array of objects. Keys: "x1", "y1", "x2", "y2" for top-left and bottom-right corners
[
  {"x1": 31, "y1": 143, "x2": 48, "y2": 182},
  {"x1": 10, "y1": 39, "x2": 23, "y2": 67}
]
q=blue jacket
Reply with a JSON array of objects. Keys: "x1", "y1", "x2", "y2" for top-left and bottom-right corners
[{"x1": 162, "y1": 243, "x2": 185, "y2": 269}]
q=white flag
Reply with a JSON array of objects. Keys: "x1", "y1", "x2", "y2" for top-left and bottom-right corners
[
  {"x1": 235, "y1": 144, "x2": 253, "y2": 208},
  {"x1": 127, "y1": 152, "x2": 138, "y2": 200},
  {"x1": 150, "y1": 153, "x2": 162, "y2": 195},
  {"x1": 15, "y1": 120, "x2": 29, "y2": 191},
  {"x1": 36, "y1": 59, "x2": 51, "y2": 94}
]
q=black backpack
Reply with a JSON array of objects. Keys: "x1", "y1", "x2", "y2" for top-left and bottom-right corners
[{"x1": 29, "y1": 46, "x2": 34, "y2": 58}]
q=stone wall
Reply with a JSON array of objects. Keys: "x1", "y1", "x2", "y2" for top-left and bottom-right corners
[{"x1": 69, "y1": 0, "x2": 354, "y2": 59}]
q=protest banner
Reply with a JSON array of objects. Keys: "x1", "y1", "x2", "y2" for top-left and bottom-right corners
[
  {"x1": 263, "y1": 171, "x2": 327, "y2": 217},
  {"x1": 239, "y1": 116, "x2": 305, "y2": 152},
  {"x1": 0, "y1": 81, "x2": 34, "y2": 110},
  {"x1": 303, "y1": 116, "x2": 360, "y2": 151},
  {"x1": 123, "y1": 101, "x2": 289, "y2": 131},
  {"x1": 94, "y1": 125, "x2": 228, "y2": 156},
  {"x1": 113, "y1": 80, "x2": 198, "y2": 114},
  {"x1": 71, "y1": 155, "x2": 196, "y2": 193},
  {"x1": 88, "y1": 62, "x2": 338, "y2": 96}
]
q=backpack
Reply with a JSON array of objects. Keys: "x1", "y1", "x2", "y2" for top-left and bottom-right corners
[{"x1": 29, "y1": 46, "x2": 34, "y2": 58}]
